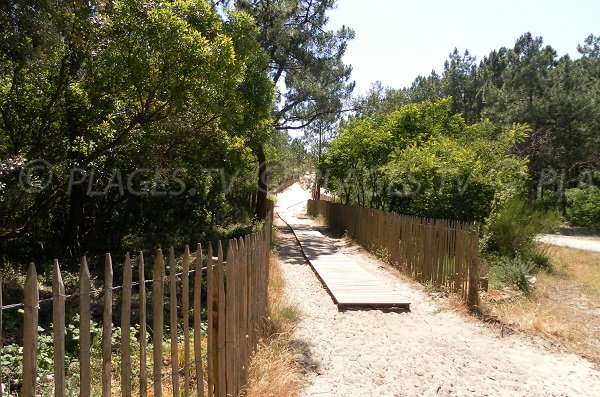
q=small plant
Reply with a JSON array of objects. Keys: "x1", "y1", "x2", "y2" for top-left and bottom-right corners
[
  {"x1": 487, "y1": 255, "x2": 536, "y2": 294},
  {"x1": 374, "y1": 247, "x2": 391, "y2": 264}
]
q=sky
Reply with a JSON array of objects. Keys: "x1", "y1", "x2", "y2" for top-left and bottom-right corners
[{"x1": 327, "y1": 0, "x2": 600, "y2": 96}]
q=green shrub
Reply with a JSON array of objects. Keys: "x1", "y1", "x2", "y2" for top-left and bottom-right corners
[
  {"x1": 484, "y1": 198, "x2": 561, "y2": 257},
  {"x1": 566, "y1": 187, "x2": 600, "y2": 229},
  {"x1": 487, "y1": 255, "x2": 535, "y2": 294}
]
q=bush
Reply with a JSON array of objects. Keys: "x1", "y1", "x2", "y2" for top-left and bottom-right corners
[
  {"x1": 487, "y1": 255, "x2": 535, "y2": 294},
  {"x1": 566, "y1": 187, "x2": 600, "y2": 229},
  {"x1": 484, "y1": 198, "x2": 561, "y2": 257}
]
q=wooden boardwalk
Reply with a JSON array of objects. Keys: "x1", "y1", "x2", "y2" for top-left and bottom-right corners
[{"x1": 278, "y1": 214, "x2": 411, "y2": 310}]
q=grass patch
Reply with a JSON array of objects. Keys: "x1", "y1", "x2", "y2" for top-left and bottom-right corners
[
  {"x1": 481, "y1": 244, "x2": 600, "y2": 366},
  {"x1": 245, "y1": 253, "x2": 303, "y2": 397}
]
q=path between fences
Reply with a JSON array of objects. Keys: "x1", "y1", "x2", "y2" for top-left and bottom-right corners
[{"x1": 275, "y1": 183, "x2": 600, "y2": 397}]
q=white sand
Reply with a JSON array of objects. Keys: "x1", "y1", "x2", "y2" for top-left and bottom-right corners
[{"x1": 275, "y1": 183, "x2": 600, "y2": 397}]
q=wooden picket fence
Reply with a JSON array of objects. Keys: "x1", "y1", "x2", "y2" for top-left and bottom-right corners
[
  {"x1": 307, "y1": 199, "x2": 480, "y2": 306},
  {"x1": 0, "y1": 204, "x2": 273, "y2": 397}
]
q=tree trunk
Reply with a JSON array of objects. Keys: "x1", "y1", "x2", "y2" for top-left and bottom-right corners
[{"x1": 255, "y1": 144, "x2": 268, "y2": 220}]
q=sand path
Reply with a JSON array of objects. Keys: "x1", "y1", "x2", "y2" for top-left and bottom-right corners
[
  {"x1": 275, "y1": 183, "x2": 600, "y2": 397},
  {"x1": 537, "y1": 234, "x2": 600, "y2": 253}
]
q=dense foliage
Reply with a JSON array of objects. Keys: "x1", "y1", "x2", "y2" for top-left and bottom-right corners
[
  {"x1": 0, "y1": 0, "x2": 274, "y2": 268},
  {"x1": 321, "y1": 98, "x2": 528, "y2": 223},
  {"x1": 566, "y1": 187, "x2": 600, "y2": 228}
]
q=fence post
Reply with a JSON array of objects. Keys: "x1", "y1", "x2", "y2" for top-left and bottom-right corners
[
  {"x1": 225, "y1": 241, "x2": 236, "y2": 397},
  {"x1": 168, "y1": 247, "x2": 180, "y2": 397},
  {"x1": 102, "y1": 254, "x2": 113, "y2": 397},
  {"x1": 182, "y1": 246, "x2": 191, "y2": 397},
  {"x1": 121, "y1": 253, "x2": 132, "y2": 397},
  {"x1": 139, "y1": 252, "x2": 148, "y2": 397},
  {"x1": 206, "y1": 243, "x2": 215, "y2": 397},
  {"x1": 467, "y1": 229, "x2": 480, "y2": 309},
  {"x1": 22, "y1": 263, "x2": 38, "y2": 397},
  {"x1": 53, "y1": 260, "x2": 66, "y2": 397},
  {"x1": 217, "y1": 242, "x2": 226, "y2": 397},
  {"x1": 80, "y1": 257, "x2": 91, "y2": 397},
  {"x1": 194, "y1": 244, "x2": 205, "y2": 397},
  {"x1": 152, "y1": 249, "x2": 164, "y2": 397}
]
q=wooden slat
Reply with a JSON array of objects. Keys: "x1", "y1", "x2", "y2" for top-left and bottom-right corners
[
  {"x1": 102, "y1": 254, "x2": 113, "y2": 397},
  {"x1": 237, "y1": 237, "x2": 247, "y2": 390},
  {"x1": 23, "y1": 263, "x2": 38, "y2": 397},
  {"x1": 153, "y1": 249, "x2": 165, "y2": 397},
  {"x1": 79, "y1": 257, "x2": 91, "y2": 397},
  {"x1": 193, "y1": 244, "x2": 205, "y2": 397},
  {"x1": 139, "y1": 252, "x2": 148, "y2": 397},
  {"x1": 182, "y1": 246, "x2": 191, "y2": 397},
  {"x1": 206, "y1": 244, "x2": 214, "y2": 397},
  {"x1": 53, "y1": 260, "x2": 66, "y2": 397},
  {"x1": 169, "y1": 247, "x2": 180, "y2": 397},
  {"x1": 225, "y1": 241, "x2": 235, "y2": 397},
  {"x1": 121, "y1": 253, "x2": 133, "y2": 397},
  {"x1": 217, "y1": 242, "x2": 226, "y2": 397}
]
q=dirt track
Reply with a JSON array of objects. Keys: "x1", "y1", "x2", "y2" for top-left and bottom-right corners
[{"x1": 275, "y1": 184, "x2": 600, "y2": 397}]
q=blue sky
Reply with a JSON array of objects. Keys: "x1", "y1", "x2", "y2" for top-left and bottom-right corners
[{"x1": 327, "y1": 0, "x2": 600, "y2": 95}]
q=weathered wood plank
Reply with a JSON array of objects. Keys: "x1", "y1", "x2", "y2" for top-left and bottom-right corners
[
  {"x1": 121, "y1": 253, "x2": 132, "y2": 397},
  {"x1": 206, "y1": 244, "x2": 214, "y2": 397},
  {"x1": 217, "y1": 242, "x2": 226, "y2": 397},
  {"x1": 53, "y1": 260, "x2": 66, "y2": 397},
  {"x1": 153, "y1": 249, "x2": 165, "y2": 397},
  {"x1": 193, "y1": 244, "x2": 205, "y2": 397},
  {"x1": 102, "y1": 254, "x2": 113, "y2": 397},
  {"x1": 23, "y1": 263, "x2": 38, "y2": 397},
  {"x1": 182, "y1": 245, "x2": 191, "y2": 397},
  {"x1": 169, "y1": 247, "x2": 180, "y2": 397},
  {"x1": 79, "y1": 257, "x2": 91, "y2": 397},
  {"x1": 139, "y1": 252, "x2": 148, "y2": 397}
]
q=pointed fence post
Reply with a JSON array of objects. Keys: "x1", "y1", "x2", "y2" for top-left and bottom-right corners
[
  {"x1": 121, "y1": 253, "x2": 133, "y2": 397},
  {"x1": 182, "y1": 246, "x2": 191, "y2": 397},
  {"x1": 193, "y1": 244, "x2": 205, "y2": 397},
  {"x1": 102, "y1": 254, "x2": 113, "y2": 397},
  {"x1": 139, "y1": 252, "x2": 148, "y2": 397},
  {"x1": 152, "y1": 249, "x2": 165, "y2": 397},
  {"x1": 169, "y1": 247, "x2": 180, "y2": 397},
  {"x1": 22, "y1": 263, "x2": 39, "y2": 397},
  {"x1": 53, "y1": 260, "x2": 66, "y2": 397},
  {"x1": 80, "y1": 257, "x2": 91, "y2": 397}
]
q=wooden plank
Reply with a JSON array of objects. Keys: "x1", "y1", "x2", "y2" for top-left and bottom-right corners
[
  {"x1": 22, "y1": 263, "x2": 38, "y2": 397},
  {"x1": 238, "y1": 237, "x2": 247, "y2": 390},
  {"x1": 53, "y1": 260, "x2": 66, "y2": 397},
  {"x1": 217, "y1": 242, "x2": 226, "y2": 397},
  {"x1": 153, "y1": 249, "x2": 165, "y2": 397},
  {"x1": 182, "y1": 246, "x2": 191, "y2": 397},
  {"x1": 468, "y1": 229, "x2": 480, "y2": 308},
  {"x1": 121, "y1": 253, "x2": 132, "y2": 397},
  {"x1": 206, "y1": 244, "x2": 215, "y2": 397},
  {"x1": 139, "y1": 252, "x2": 148, "y2": 397},
  {"x1": 169, "y1": 247, "x2": 180, "y2": 397},
  {"x1": 80, "y1": 257, "x2": 91, "y2": 397},
  {"x1": 102, "y1": 254, "x2": 113, "y2": 397},
  {"x1": 284, "y1": 215, "x2": 410, "y2": 310},
  {"x1": 225, "y1": 241, "x2": 235, "y2": 397},
  {"x1": 193, "y1": 244, "x2": 205, "y2": 397}
]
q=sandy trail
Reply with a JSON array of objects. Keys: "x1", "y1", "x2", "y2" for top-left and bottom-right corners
[
  {"x1": 537, "y1": 234, "x2": 600, "y2": 253},
  {"x1": 275, "y1": 183, "x2": 600, "y2": 397}
]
